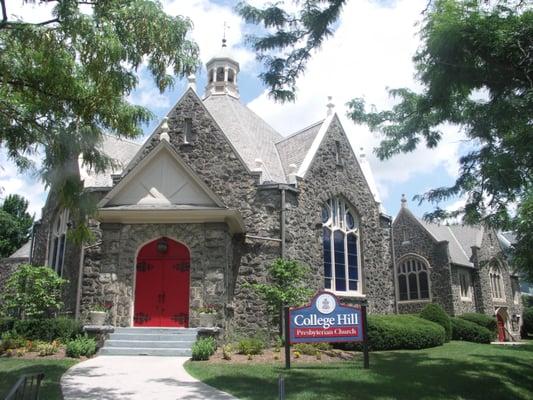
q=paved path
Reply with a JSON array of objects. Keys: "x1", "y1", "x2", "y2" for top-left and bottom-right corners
[{"x1": 61, "y1": 356, "x2": 237, "y2": 400}]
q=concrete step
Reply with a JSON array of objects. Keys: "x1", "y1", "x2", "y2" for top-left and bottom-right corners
[
  {"x1": 105, "y1": 340, "x2": 194, "y2": 349},
  {"x1": 109, "y1": 333, "x2": 197, "y2": 341},
  {"x1": 114, "y1": 327, "x2": 198, "y2": 335},
  {"x1": 98, "y1": 347, "x2": 192, "y2": 357}
]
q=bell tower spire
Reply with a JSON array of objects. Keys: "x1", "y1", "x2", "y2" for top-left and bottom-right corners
[{"x1": 204, "y1": 25, "x2": 240, "y2": 99}]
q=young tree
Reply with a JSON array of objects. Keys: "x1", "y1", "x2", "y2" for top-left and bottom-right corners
[
  {"x1": 238, "y1": 0, "x2": 533, "y2": 275},
  {"x1": 0, "y1": 194, "x2": 34, "y2": 257},
  {"x1": 0, "y1": 0, "x2": 199, "y2": 239}
]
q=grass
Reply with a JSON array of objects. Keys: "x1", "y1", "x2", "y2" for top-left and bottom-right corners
[
  {"x1": 0, "y1": 358, "x2": 78, "y2": 399},
  {"x1": 185, "y1": 341, "x2": 533, "y2": 400}
]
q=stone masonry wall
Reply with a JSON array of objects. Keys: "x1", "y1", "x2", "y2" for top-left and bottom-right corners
[
  {"x1": 450, "y1": 265, "x2": 477, "y2": 315},
  {"x1": 393, "y1": 208, "x2": 455, "y2": 314}
]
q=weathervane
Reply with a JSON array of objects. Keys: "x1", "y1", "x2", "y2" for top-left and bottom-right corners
[{"x1": 222, "y1": 21, "x2": 229, "y2": 47}]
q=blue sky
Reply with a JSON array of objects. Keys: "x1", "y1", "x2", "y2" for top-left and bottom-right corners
[{"x1": 1, "y1": 0, "x2": 465, "y2": 220}]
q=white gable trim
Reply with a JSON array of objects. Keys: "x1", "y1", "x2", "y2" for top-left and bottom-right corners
[
  {"x1": 296, "y1": 114, "x2": 335, "y2": 177},
  {"x1": 98, "y1": 140, "x2": 225, "y2": 208}
]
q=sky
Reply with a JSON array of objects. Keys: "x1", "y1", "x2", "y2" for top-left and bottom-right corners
[{"x1": 0, "y1": 0, "x2": 466, "y2": 220}]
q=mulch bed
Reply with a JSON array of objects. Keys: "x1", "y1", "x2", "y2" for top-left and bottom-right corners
[
  {"x1": 0, "y1": 346, "x2": 88, "y2": 361},
  {"x1": 207, "y1": 347, "x2": 358, "y2": 364}
]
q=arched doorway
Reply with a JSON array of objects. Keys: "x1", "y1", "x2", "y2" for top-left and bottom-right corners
[
  {"x1": 496, "y1": 308, "x2": 509, "y2": 342},
  {"x1": 133, "y1": 237, "x2": 190, "y2": 327}
]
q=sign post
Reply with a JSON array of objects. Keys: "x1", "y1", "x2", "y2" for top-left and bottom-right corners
[{"x1": 284, "y1": 292, "x2": 369, "y2": 369}]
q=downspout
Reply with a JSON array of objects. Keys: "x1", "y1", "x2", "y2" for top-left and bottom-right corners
[
  {"x1": 390, "y1": 219, "x2": 399, "y2": 314},
  {"x1": 75, "y1": 245, "x2": 85, "y2": 320},
  {"x1": 280, "y1": 188, "x2": 286, "y2": 259}
]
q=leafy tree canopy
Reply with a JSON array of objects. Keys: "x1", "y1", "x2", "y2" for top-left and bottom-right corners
[
  {"x1": 238, "y1": 0, "x2": 533, "y2": 276},
  {"x1": 0, "y1": 194, "x2": 34, "y2": 257},
  {"x1": 0, "y1": 0, "x2": 199, "y2": 239}
]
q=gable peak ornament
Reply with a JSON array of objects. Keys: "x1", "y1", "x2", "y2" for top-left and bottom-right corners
[{"x1": 159, "y1": 117, "x2": 170, "y2": 142}]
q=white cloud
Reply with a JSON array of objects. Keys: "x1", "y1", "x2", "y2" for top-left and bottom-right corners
[{"x1": 246, "y1": 0, "x2": 465, "y2": 205}]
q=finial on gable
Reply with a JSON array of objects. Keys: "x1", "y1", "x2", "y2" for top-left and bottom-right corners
[
  {"x1": 187, "y1": 74, "x2": 197, "y2": 93},
  {"x1": 326, "y1": 96, "x2": 335, "y2": 116},
  {"x1": 401, "y1": 194, "x2": 407, "y2": 208},
  {"x1": 159, "y1": 117, "x2": 170, "y2": 142}
]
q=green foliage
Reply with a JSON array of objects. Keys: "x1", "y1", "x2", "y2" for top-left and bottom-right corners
[
  {"x1": 0, "y1": 331, "x2": 26, "y2": 352},
  {"x1": 249, "y1": 258, "x2": 313, "y2": 329},
  {"x1": 0, "y1": 0, "x2": 199, "y2": 241},
  {"x1": 450, "y1": 317, "x2": 493, "y2": 343},
  {"x1": 364, "y1": 315, "x2": 446, "y2": 351},
  {"x1": 0, "y1": 317, "x2": 16, "y2": 334},
  {"x1": 459, "y1": 313, "x2": 497, "y2": 333},
  {"x1": 191, "y1": 337, "x2": 217, "y2": 361},
  {"x1": 13, "y1": 317, "x2": 82, "y2": 342},
  {"x1": 1, "y1": 265, "x2": 66, "y2": 318},
  {"x1": 522, "y1": 307, "x2": 533, "y2": 336},
  {"x1": 419, "y1": 303, "x2": 452, "y2": 342},
  {"x1": 237, "y1": 0, "x2": 347, "y2": 101},
  {"x1": 237, "y1": 337, "x2": 264, "y2": 356},
  {"x1": 293, "y1": 342, "x2": 331, "y2": 356},
  {"x1": 513, "y1": 192, "x2": 533, "y2": 281},
  {"x1": 0, "y1": 194, "x2": 34, "y2": 257},
  {"x1": 523, "y1": 295, "x2": 533, "y2": 308},
  {"x1": 65, "y1": 335, "x2": 97, "y2": 358},
  {"x1": 36, "y1": 341, "x2": 60, "y2": 357}
]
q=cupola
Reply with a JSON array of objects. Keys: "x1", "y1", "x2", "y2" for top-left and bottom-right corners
[{"x1": 204, "y1": 38, "x2": 240, "y2": 99}]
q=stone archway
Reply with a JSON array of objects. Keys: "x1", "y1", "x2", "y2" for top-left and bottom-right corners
[{"x1": 496, "y1": 307, "x2": 509, "y2": 342}]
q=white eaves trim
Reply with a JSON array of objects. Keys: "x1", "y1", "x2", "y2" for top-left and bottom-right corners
[{"x1": 296, "y1": 113, "x2": 335, "y2": 178}]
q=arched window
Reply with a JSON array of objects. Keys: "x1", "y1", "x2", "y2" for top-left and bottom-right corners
[
  {"x1": 227, "y1": 69, "x2": 235, "y2": 83},
  {"x1": 48, "y1": 209, "x2": 69, "y2": 276},
  {"x1": 208, "y1": 68, "x2": 214, "y2": 83},
  {"x1": 216, "y1": 67, "x2": 225, "y2": 82},
  {"x1": 397, "y1": 256, "x2": 430, "y2": 301},
  {"x1": 322, "y1": 198, "x2": 361, "y2": 295},
  {"x1": 490, "y1": 263, "x2": 505, "y2": 300}
]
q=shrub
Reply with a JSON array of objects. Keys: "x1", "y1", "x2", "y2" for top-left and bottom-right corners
[
  {"x1": 13, "y1": 317, "x2": 82, "y2": 342},
  {"x1": 191, "y1": 337, "x2": 217, "y2": 361},
  {"x1": 293, "y1": 343, "x2": 332, "y2": 356},
  {"x1": 1, "y1": 264, "x2": 66, "y2": 318},
  {"x1": 522, "y1": 307, "x2": 533, "y2": 336},
  {"x1": 0, "y1": 331, "x2": 26, "y2": 351},
  {"x1": 450, "y1": 317, "x2": 492, "y2": 343},
  {"x1": 0, "y1": 318, "x2": 16, "y2": 334},
  {"x1": 459, "y1": 313, "x2": 497, "y2": 334},
  {"x1": 419, "y1": 304, "x2": 452, "y2": 342},
  {"x1": 366, "y1": 315, "x2": 445, "y2": 351},
  {"x1": 237, "y1": 337, "x2": 264, "y2": 355},
  {"x1": 36, "y1": 341, "x2": 60, "y2": 356},
  {"x1": 66, "y1": 336, "x2": 97, "y2": 358}
]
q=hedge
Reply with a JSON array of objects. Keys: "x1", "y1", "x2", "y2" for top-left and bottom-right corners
[
  {"x1": 450, "y1": 317, "x2": 492, "y2": 343},
  {"x1": 364, "y1": 315, "x2": 446, "y2": 351},
  {"x1": 12, "y1": 317, "x2": 83, "y2": 342},
  {"x1": 523, "y1": 307, "x2": 533, "y2": 336},
  {"x1": 419, "y1": 304, "x2": 452, "y2": 342},
  {"x1": 458, "y1": 313, "x2": 497, "y2": 334}
]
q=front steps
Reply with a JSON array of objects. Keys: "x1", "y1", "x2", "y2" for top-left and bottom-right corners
[{"x1": 99, "y1": 327, "x2": 198, "y2": 356}]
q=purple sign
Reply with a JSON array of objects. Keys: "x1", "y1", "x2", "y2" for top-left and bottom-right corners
[{"x1": 289, "y1": 292, "x2": 364, "y2": 344}]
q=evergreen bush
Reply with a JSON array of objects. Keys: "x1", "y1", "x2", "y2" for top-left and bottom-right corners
[
  {"x1": 459, "y1": 313, "x2": 497, "y2": 334},
  {"x1": 66, "y1": 335, "x2": 97, "y2": 358},
  {"x1": 450, "y1": 317, "x2": 492, "y2": 343},
  {"x1": 0, "y1": 318, "x2": 15, "y2": 334},
  {"x1": 191, "y1": 337, "x2": 217, "y2": 361},
  {"x1": 13, "y1": 317, "x2": 82, "y2": 342},
  {"x1": 419, "y1": 303, "x2": 452, "y2": 342},
  {"x1": 522, "y1": 307, "x2": 533, "y2": 336}
]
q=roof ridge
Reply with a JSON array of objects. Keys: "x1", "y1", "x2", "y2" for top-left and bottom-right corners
[
  {"x1": 275, "y1": 120, "x2": 324, "y2": 144},
  {"x1": 102, "y1": 133, "x2": 143, "y2": 147}
]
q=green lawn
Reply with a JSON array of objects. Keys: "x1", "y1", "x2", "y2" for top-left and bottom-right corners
[
  {"x1": 0, "y1": 358, "x2": 78, "y2": 399},
  {"x1": 185, "y1": 341, "x2": 533, "y2": 400}
]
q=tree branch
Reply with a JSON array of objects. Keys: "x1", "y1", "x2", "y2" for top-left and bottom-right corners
[{"x1": 1, "y1": 0, "x2": 7, "y2": 25}]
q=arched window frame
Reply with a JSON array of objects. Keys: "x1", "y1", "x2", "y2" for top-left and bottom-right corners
[
  {"x1": 396, "y1": 254, "x2": 432, "y2": 302},
  {"x1": 322, "y1": 197, "x2": 362, "y2": 296},
  {"x1": 489, "y1": 261, "x2": 505, "y2": 301},
  {"x1": 48, "y1": 209, "x2": 69, "y2": 276}
]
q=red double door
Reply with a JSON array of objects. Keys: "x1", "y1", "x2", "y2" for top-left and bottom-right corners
[{"x1": 134, "y1": 238, "x2": 190, "y2": 327}]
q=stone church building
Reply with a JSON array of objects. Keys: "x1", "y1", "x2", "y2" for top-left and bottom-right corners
[{"x1": 3, "y1": 45, "x2": 522, "y2": 340}]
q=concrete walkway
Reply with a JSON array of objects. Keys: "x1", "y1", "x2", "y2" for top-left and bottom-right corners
[{"x1": 61, "y1": 356, "x2": 237, "y2": 400}]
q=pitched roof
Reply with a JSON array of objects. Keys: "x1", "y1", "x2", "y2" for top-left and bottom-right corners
[
  {"x1": 418, "y1": 220, "x2": 484, "y2": 267},
  {"x1": 275, "y1": 121, "x2": 323, "y2": 176},
  {"x1": 8, "y1": 241, "x2": 31, "y2": 259},
  {"x1": 203, "y1": 94, "x2": 287, "y2": 183},
  {"x1": 80, "y1": 135, "x2": 141, "y2": 188}
]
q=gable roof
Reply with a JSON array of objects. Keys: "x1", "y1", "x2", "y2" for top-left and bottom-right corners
[
  {"x1": 80, "y1": 135, "x2": 141, "y2": 188},
  {"x1": 7, "y1": 241, "x2": 31, "y2": 259},
  {"x1": 203, "y1": 94, "x2": 286, "y2": 183},
  {"x1": 275, "y1": 120, "x2": 323, "y2": 176}
]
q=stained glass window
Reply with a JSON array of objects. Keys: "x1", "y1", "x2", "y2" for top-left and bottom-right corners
[
  {"x1": 397, "y1": 257, "x2": 431, "y2": 301},
  {"x1": 322, "y1": 198, "x2": 361, "y2": 294}
]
